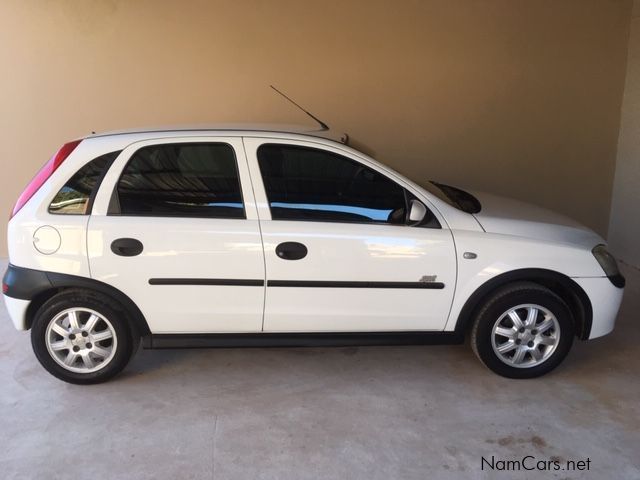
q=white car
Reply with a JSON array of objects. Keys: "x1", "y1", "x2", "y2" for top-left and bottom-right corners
[{"x1": 2, "y1": 125, "x2": 625, "y2": 384}]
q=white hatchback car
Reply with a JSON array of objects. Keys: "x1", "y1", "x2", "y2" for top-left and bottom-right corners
[{"x1": 2, "y1": 125, "x2": 625, "y2": 384}]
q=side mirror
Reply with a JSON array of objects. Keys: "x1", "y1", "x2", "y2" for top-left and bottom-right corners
[{"x1": 408, "y1": 199, "x2": 427, "y2": 224}]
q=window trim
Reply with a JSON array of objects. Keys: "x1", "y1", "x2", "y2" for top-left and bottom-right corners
[
  {"x1": 48, "y1": 150, "x2": 121, "y2": 216},
  {"x1": 256, "y1": 143, "x2": 440, "y2": 228},
  {"x1": 108, "y1": 142, "x2": 247, "y2": 220},
  {"x1": 86, "y1": 151, "x2": 120, "y2": 215}
]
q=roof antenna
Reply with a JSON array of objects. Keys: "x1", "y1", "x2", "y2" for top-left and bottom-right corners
[{"x1": 270, "y1": 85, "x2": 329, "y2": 132}]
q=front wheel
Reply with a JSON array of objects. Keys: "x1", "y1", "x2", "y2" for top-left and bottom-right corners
[
  {"x1": 31, "y1": 289, "x2": 137, "y2": 384},
  {"x1": 471, "y1": 282, "x2": 574, "y2": 378}
]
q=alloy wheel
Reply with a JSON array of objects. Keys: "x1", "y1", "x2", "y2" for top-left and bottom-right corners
[
  {"x1": 45, "y1": 307, "x2": 118, "y2": 373},
  {"x1": 490, "y1": 304, "x2": 560, "y2": 368}
]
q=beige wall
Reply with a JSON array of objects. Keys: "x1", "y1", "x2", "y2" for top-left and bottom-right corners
[
  {"x1": 0, "y1": 0, "x2": 632, "y2": 256},
  {"x1": 609, "y1": 0, "x2": 640, "y2": 268}
]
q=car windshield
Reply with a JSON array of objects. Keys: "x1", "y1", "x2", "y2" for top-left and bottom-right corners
[{"x1": 420, "y1": 181, "x2": 482, "y2": 214}]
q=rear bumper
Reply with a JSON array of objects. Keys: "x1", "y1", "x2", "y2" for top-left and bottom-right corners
[
  {"x1": 3, "y1": 263, "x2": 53, "y2": 300},
  {"x1": 2, "y1": 263, "x2": 54, "y2": 331},
  {"x1": 2, "y1": 295, "x2": 30, "y2": 330},
  {"x1": 572, "y1": 276, "x2": 624, "y2": 339}
]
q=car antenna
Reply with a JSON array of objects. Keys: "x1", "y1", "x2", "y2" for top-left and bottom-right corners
[{"x1": 270, "y1": 85, "x2": 329, "y2": 132}]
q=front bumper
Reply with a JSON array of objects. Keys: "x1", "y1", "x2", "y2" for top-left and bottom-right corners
[{"x1": 572, "y1": 276, "x2": 624, "y2": 339}]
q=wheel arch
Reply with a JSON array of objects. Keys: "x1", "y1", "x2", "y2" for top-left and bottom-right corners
[
  {"x1": 454, "y1": 268, "x2": 593, "y2": 340},
  {"x1": 5, "y1": 264, "x2": 151, "y2": 337}
]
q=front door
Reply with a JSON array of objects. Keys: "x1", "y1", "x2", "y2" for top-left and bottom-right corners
[
  {"x1": 88, "y1": 137, "x2": 265, "y2": 333},
  {"x1": 244, "y1": 137, "x2": 456, "y2": 332}
]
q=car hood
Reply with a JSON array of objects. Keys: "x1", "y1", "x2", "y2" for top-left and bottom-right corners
[{"x1": 468, "y1": 190, "x2": 604, "y2": 248}]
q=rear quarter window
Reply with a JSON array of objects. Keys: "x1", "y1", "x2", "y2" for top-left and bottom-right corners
[{"x1": 48, "y1": 151, "x2": 120, "y2": 215}]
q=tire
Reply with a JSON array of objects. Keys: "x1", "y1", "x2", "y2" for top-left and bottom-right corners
[
  {"x1": 470, "y1": 282, "x2": 574, "y2": 379},
  {"x1": 30, "y1": 289, "x2": 138, "y2": 384}
]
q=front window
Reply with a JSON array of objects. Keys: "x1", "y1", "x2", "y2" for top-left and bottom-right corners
[{"x1": 257, "y1": 144, "x2": 412, "y2": 225}]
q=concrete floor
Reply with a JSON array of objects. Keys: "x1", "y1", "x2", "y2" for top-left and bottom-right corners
[{"x1": 0, "y1": 258, "x2": 638, "y2": 480}]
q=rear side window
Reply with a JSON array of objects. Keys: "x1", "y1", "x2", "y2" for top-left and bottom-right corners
[
  {"x1": 257, "y1": 144, "x2": 408, "y2": 224},
  {"x1": 49, "y1": 151, "x2": 119, "y2": 215},
  {"x1": 113, "y1": 143, "x2": 244, "y2": 219}
]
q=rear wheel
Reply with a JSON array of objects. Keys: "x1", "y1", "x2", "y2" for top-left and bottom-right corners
[
  {"x1": 471, "y1": 282, "x2": 574, "y2": 378},
  {"x1": 31, "y1": 290, "x2": 137, "y2": 384}
]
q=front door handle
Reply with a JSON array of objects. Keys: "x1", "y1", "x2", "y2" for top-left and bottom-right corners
[
  {"x1": 111, "y1": 238, "x2": 144, "y2": 257},
  {"x1": 275, "y1": 242, "x2": 308, "y2": 260}
]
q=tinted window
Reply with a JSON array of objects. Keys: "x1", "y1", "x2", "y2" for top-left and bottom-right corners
[
  {"x1": 430, "y1": 182, "x2": 481, "y2": 214},
  {"x1": 115, "y1": 143, "x2": 244, "y2": 218},
  {"x1": 258, "y1": 144, "x2": 407, "y2": 224},
  {"x1": 49, "y1": 151, "x2": 119, "y2": 215}
]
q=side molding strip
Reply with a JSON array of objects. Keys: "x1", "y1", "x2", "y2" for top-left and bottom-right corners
[
  {"x1": 149, "y1": 278, "x2": 264, "y2": 286},
  {"x1": 267, "y1": 280, "x2": 445, "y2": 289},
  {"x1": 148, "y1": 279, "x2": 445, "y2": 289}
]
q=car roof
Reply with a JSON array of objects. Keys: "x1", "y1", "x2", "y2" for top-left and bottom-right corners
[{"x1": 86, "y1": 123, "x2": 349, "y2": 144}]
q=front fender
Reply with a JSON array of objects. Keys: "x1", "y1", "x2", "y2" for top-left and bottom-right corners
[{"x1": 446, "y1": 231, "x2": 600, "y2": 338}]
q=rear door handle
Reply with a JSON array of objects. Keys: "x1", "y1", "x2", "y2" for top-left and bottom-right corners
[
  {"x1": 275, "y1": 242, "x2": 308, "y2": 260},
  {"x1": 111, "y1": 238, "x2": 144, "y2": 257}
]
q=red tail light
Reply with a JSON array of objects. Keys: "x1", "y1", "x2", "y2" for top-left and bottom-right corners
[{"x1": 11, "y1": 139, "x2": 82, "y2": 218}]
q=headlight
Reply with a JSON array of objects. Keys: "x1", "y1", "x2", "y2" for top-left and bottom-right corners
[
  {"x1": 592, "y1": 245, "x2": 619, "y2": 276},
  {"x1": 592, "y1": 244, "x2": 625, "y2": 287}
]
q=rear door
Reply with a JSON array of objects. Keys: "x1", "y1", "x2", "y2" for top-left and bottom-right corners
[
  {"x1": 244, "y1": 137, "x2": 457, "y2": 332},
  {"x1": 88, "y1": 137, "x2": 265, "y2": 333}
]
